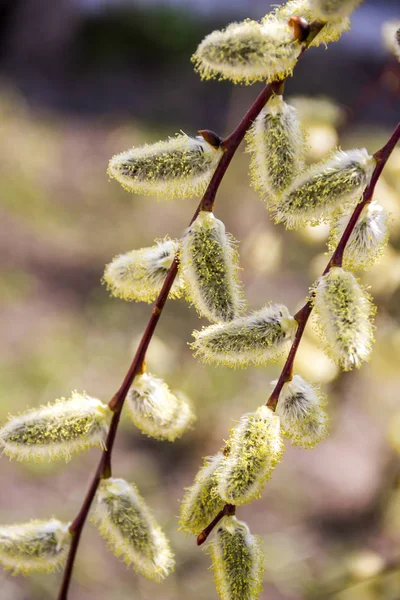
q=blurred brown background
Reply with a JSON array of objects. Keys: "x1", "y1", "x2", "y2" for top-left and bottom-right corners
[{"x1": 0, "y1": 1, "x2": 400, "y2": 599}]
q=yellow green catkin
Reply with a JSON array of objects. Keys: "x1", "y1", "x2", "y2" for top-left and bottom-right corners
[
  {"x1": 191, "y1": 304, "x2": 297, "y2": 368},
  {"x1": 217, "y1": 406, "x2": 284, "y2": 505},
  {"x1": 274, "y1": 148, "x2": 376, "y2": 228},
  {"x1": 108, "y1": 134, "x2": 223, "y2": 199},
  {"x1": 313, "y1": 267, "x2": 375, "y2": 370},
  {"x1": 275, "y1": 375, "x2": 328, "y2": 448},
  {"x1": 0, "y1": 392, "x2": 110, "y2": 462},
  {"x1": 179, "y1": 453, "x2": 226, "y2": 535},
  {"x1": 329, "y1": 201, "x2": 389, "y2": 270},
  {"x1": 382, "y1": 20, "x2": 400, "y2": 62},
  {"x1": 208, "y1": 516, "x2": 265, "y2": 600},
  {"x1": 0, "y1": 519, "x2": 71, "y2": 575},
  {"x1": 103, "y1": 238, "x2": 184, "y2": 303},
  {"x1": 192, "y1": 18, "x2": 301, "y2": 85},
  {"x1": 181, "y1": 211, "x2": 245, "y2": 323},
  {"x1": 246, "y1": 94, "x2": 306, "y2": 204},
  {"x1": 309, "y1": 0, "x2": 363, "y2": 21},
  {"x1": 91, "y1": 478, "x2": 174, "y2": 582},
  {"x1": 126, "y1": 373, "x2": 195, "y2": 441}
]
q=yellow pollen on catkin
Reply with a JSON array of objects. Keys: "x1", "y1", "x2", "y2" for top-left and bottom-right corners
[
  {"x1": 181, "y1": 211, "x2": 245, "y2": 323},
  {"x1": 309, "y1": 0, "x2": 364, "y2": 21},
  {"x1": 0, "y1": 519, "x2": 71, "y2": 575},
  {"x1": 217, "y1": 406, "x2": 284, "y2": 505},
  {"x1": 313, "y1": 267, "x2": 375, "y2": 370},
  {"x1": 103, "y1": 238, "x2": 184, "y2": 303},
  {"x1": 91, "y1": 478, "x2": 174, "y2": 582},
  {"x1": 0, "y1": 392, "x2": 111, "y2": 463},
  {"x1": 127, "y1": 373, "x2": 195, "y2": 441},
  {"x1": 108, "y1": 134, "x2": 223, "y2": 199},
  {"x1": 208, "y1": 516, "x2": 265, "y2": 600}
]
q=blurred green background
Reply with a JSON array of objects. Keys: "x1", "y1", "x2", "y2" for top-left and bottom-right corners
[{"x1": 0, "y1": 1, "x2": 400, "y2": 599}]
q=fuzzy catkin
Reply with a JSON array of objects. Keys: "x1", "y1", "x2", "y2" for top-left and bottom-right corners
[
  {"x1": 91, "y1": 478, "x2": 174, "y2": 582},
  {"x1": 246, "y1": 94, "x2": 306, "y2": 203},
  {"x1": 127, "y1": 373, "x2": 195, "y2": 441},
  {"x1": 103, "y1": 238, "x2": 184, "y2": 303},
  {"x1": 191, "y1": 304, "x2": 297, "y2": 368},
  {"x1": 329, "y1": 201, "x2": 389, "y2": 271},
  {"x1": 274, "y1": 149, "x2": 375, "y2": 228},
  {"x1": 217, "y1": 406, "x2": 284, "y2": 505},
  {"x1": 0, "y1": 392, "x2": 110, "y2": 463},
  {"x1": 181, "y1": 211, "x2": 244, "y2": 323},
  {"x1": 208, "y1": 517, "x2": 265, "y2": 600},
  {"x1": 108, "y1": 134, "x2": 223, "y2": 199},
  {"x1": 0, "y1": 519, "x2": 71, "y2": 575},
  {"x1": 192, "y1": 19, "x2": 301, "y2": 85},
  {"x1": 313, "y1": 267, "x2": 375, "y2": 370},
  {"x1": 309, "y1": 0, "x2": 363, "y2": 20},
  {"x1": 179, "y1": 453, "x2": 226, "y2": 535},
  {"x1": 275, "y1": 375, "x2": 328, "y2": 448}
]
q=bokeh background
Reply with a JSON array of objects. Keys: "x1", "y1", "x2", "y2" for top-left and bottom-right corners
[{"x1": 0, "y1": 1, "x2": 400, "y2": 599}]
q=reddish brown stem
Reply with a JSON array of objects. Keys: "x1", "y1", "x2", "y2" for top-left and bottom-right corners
[{"x1": 196, "y1": 504, "x2": 236, "y2": 546}]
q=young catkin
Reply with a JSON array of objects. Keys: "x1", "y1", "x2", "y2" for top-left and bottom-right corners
[
  {"x1": 0, "y1": 392, "x2": 110, "y2": 462},
  {"x1": 91, "y1": 478, "x2": 174, "y2": 582},
  {"x1": 313, "y1": 267, "x2": 375, "y2": 370},
  {"x1": 329, "y1": 201, "x2": 389, "y2": 270},
  {"x1": 108, "y1": 134, "x2": 223, "y2": 199},
  {"x1": 217, "y1": 406, "x2": 284, "y2": 505},
  {"x1": 179, "y1": 453, "x2": 226, "y2": 535},
  {"x1": 309, "y1": 0, "x2": 363, "y2": 21},
  {"x1": 246, "y1": 94, "x2": 306, "y2": 203},
  {"x1": 191, "y1": 18, "x2": 302, "y2": 85},
  {"x1": 274, "y1": 149, "x2": 376, "y2": 228},
  {"x1": 0, "y1": 519, "x2": 71, "y2": 575},
  {"x1": 275, "y1": 375, "x2": 328, "y2": 448},
  {"x1": 191, "y1": 304, "x2": 297, "y2": 368},
  {"x1": 126, "y1": 373, "x2": 195, "y2": 441},
  {"x1": 208, "y1": 516, "x2": 265, "y2": 600},
  {"x1": 181, "y1": 211, "x2": 244, "y2": 323},
  {"x1": 103, "y1": 238, "x2": 184, "y2": 303}
]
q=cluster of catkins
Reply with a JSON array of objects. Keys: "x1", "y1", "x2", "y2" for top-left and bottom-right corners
[{"x1": 0, "y1": 1, "x2": 390, "y2": 599}]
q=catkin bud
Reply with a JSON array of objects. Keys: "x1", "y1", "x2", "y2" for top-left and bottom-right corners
[
  {"x1": 0, "y1": 519, "x2": 71, "y2": 574},
  {"x1": 192, "y1": 19, "x2": 302, "y2": 85},
  {"x1": 126, "y1": 373, "x2": 195, "y2": 441},
  {"x1": 191, "y1": 304, "x2": 296, "y2": 368},
  {"x1": 181, "y1": 211, "x2": 245, "y2": 323},
  {"x1": 382, "y1": 20, "x2": 400, "y2": 62},
  {"x1": 246, "y1": 94, "x2": 306, "y2": 203},
  {"x1": 218, "y1": 406, "x2": 284, "y2": 505},
  {"x1": 313, "y1": 267, "x2": 375, "y2": 370},
  {"x1": 179, "y1": 453, "x2": 226, "y2": 535},
  {"x1": 91, "y1": 478, "x2": 174, "y2": 581},
  {"x1": 103, "y1": 238, "x2": 184, "y2": 303},
  {"x1": 274, "y1": 149, "x2": 375, "y2": 229},
  {"x1": 309, "y1": 0, "x2": 363, "y2": 21},
  {"x1": 0, "y1": 392, "x2": 110, "y2": 463},
  {"x1": 208, "y1": 516, "x2": 265, "y2": 600},
  {"x1": 329, "y1": 201, "x2": 389, "y2": 271},
  {"x1": 275, "y1": 375, "x2": 328, "y2": 448},
  {"x1": 108, "y1": 134, "x2": 223, "y2": 200}
]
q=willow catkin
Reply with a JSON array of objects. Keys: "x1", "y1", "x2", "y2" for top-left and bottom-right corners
[
  {"x1": 313, "y1": 267, "x2": 375, "y2": 370},
  {"x1": 0, "y1": 519, "x2": 71, "y2": 575},
  {"x1": 179, "y1": 453, "x2": 226, "y2": 535},
  {"x1": 191, "y1": 304, "x2": 297, "y2": 368},
  {"x1": 246, "y1": 94, "x2": 306, "y2": 203},
  {"x1": 0, "y1": 392, "x2": 110, "y2": 462},
  {"x1": 329, "y1": 201, "x2": 389, "y2": 270},
  {"x1": 192, "y1": 18, "x2": 301, "y2": 85},
  {"x1": 274, "y1": 148, "x2": 376, "y2": 228},
  {"x1": 108, "y1": 134, "x2": 223, "y2": 199},
  {"x1": 91, "y1": 478, "x2": 174, "y2": 582},
  {"x1": 126, "y1": 373, "x2": 195, "y2": 441},
  {"x1": 217, "y1": 406, "x2": 284, "y2": 505},
  {"x1": 309, "y1": 0, "x2": 364, "y2": 20},
  {"x1": 181, "y1": 211, "x2": 245, "y2": 323},
  {"x1": 208, "y1": 517, "x2": 265, "y2": 600},
  {"x1": 103, "y1": 238, "x2": 184, "y2": 303},
  {"x1": 275, "y1": 375, "x2": 328, "y2": 448}
]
